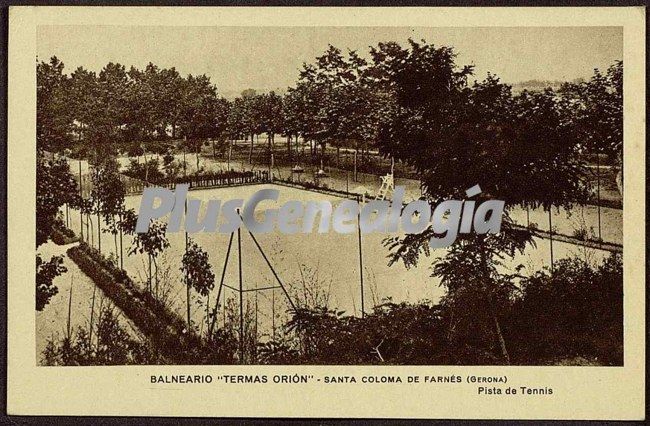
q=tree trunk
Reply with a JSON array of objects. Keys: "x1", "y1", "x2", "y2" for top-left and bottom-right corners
[
  {"x1": 548, "y1": 209, "x2": 554, "y2": 272},
  {"x1": 154, "y1": 257, "x2": 159, "y2": 300},
  {"x1": 491, "y1": 307, "x2": 510, "y2": 364},
  {"x1": 271, "y1": 288, "x2": 276, "y2": 341},
  {"x1": 89, "y1": 213, "x2": 94, "y2": 247},
  {"x1": 187, "y1": 277, "x2": 191, "y2": 329},
  {"x1": 183, "y1": 148, "x2": 187, "y2": 177},
  {"x1": 97, "y1": 211, "x2": 101, "y2": 254},
  {"x1": 143, "y1": 149, "x2": 149, "y2": 182},
  {"x1": 249, "y1": 134, "x2": 254, "y2": 164},
  {"x1": 113, "y1": 217, "x2": 118, "y2": 265},
  {"x1": 119, "y1": 223, "x2": 123, "y2": 270},
  {"x1": 88, "y1": 283, "x2": 97, "y2": 347},
  {"x1": 479, "y1": 237, "x2": 510, "y2": 364},
  {"x1": 228, "y1": 139, "x2": 232, "y2": 170},
  {"x1": 206, "y1": 293, "x2": 210, "y2": 340},
  {"x1": 185, "y1": 230, "x2": 190, "y2": 329},
  {"x1": 287, "y1": 135, "x2": 291, "y2": 160},
  {"x1": 596, "y1": 151, "x2": 602, "y2": 240},
  {"x1": 148, "y1": 254, "x2": 152, "y2": 294}
]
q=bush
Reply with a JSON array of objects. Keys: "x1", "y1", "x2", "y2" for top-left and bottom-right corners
[
  {"x1": 505, "y1": 254, "x2": 623, "y2": 365},
  {"x1": 572, "y1": 227, "x2": 588, "y2": 241},
  {"x1": 258, "y1": 255, "x2": 623, "y2": 366},
  {"x1": 258, "y1": 302, "x2": 453, "y2": 365},
  {"x1": 42, "y1": 305, "x2": 157, "y2": 366}
]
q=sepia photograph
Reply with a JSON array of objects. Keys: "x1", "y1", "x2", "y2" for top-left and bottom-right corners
[
  {"x1": 6, "y1": 5, "x2": 646, "y2": 420},
  {"x1": 34, "y1": 24, "x2": 626, "y2": 367}
]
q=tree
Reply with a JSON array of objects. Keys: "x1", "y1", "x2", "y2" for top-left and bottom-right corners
[
  {"x1": 37, "y1": 56, "x2": 73, "y2": 153},
  {"x1": 158, "y1": 66, "x2": 187, "y2": 138},
  {"x1": 237, "y1": 90, "x2": 262, "y2": 164},
  {"x1": 36, "y1": 151, "x2": 78, "y2": 246},
  {"x1": 91, "y1": 157, "x2": 126, "y2": 266},
  {"x1": 511, "y1": 88, "x2": 591, "y2": 263},
  {"x1": 179, "y1": 74, "x2": 222, "y2": 171},
  {"x1": 123, "y1": 65, "x2": 157, "y2": 143},
  {"x1": 68, "y1": 66, "x2": 99, "y2": 143},
  {"x1": 90, "y1": 62, "x2": 131, "y2": 150},
  {"x1": 379, "y1": 40, "x2": 588, "y2": 363},
  {"x1": 181, "y1": 239, "x2": 216, "y2": 330},
  {"x1": 560, "y1": 61, "x2": 623, "y2": 160},
  {"x1": 36, "y1": 254, "x2": 67, "y2": 311},
  {"x1": 129, "y1": 219, "x2": 170, "y2": 297},
  {"x1": 35, "y1": 150, "x2": 78, "y2": 310},
  {"x1": 212, "y1": 98, "x2": 232, "y2": 159},
  {"x1": 559, "y1": 61, "x2": 623, "y2": 238},
  {"x1": 258, "y1": 91, "x2": 284, "y2": 154}
]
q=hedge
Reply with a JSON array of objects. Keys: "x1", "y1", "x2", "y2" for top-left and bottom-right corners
[
  {"x1": 51, "y1": 222, "x2": 80, "y2": 245},
  {"x1": 67, "y1": 242, "x2": 220, "y2": 364}
]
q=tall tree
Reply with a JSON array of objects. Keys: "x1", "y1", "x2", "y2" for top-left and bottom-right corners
[
  {"x1": 559, "y1": 61, "x2": 623, "y2": 237},
  {"x1": 37, "y1": 56, "x2": 73, "y2": 153},
  {"x1": 178, "y1": 74, "x2": 222, "y2": 171},
  {"x1": 380, "y1": 40, "x2": 588, "y2": 363},
  {"x1": 68, "y1": 66, "x2": 99, "y2": 144}
]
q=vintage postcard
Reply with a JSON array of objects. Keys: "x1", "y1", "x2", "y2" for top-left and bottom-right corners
[{"x1": 6, "y1": 6, "x2": 645, "y2": 419}]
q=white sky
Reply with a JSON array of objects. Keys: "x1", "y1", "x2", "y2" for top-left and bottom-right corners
[{"x1": 37, "y1": 26, "x2": 622, "y2": 97}]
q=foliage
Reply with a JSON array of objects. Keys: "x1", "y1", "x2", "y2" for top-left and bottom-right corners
[
  {"x1": 42, "y1": 305, "x2": 157, "y2": 366},
  {"x1": 129, "y1": 219, "x2": 170, "y2": 260},
  {"x1": 559, "y1": 61, "x2": 623, "y2": 160},
  {"x1": 506, "y1": 254, "x2": 623, "y2": 365},
  {"x1": 90, "y1": 157, "x2": 126, "y2": 222},
  {"x1": 36, "y1": 151, "x2": 79, "y2": 247},
  {"x1": 37, "y1": 46, "x2": 624, "y2": 366},
  {"x1": 38, "y1": 54, "x2": 621, "y2": 187},
  {"x1": 35, "y1": 150, "x2": 77, "y2": 311},
  {"x1": 124, "y1": 157, "x2": 165, "y2": 183},
  {"x1": 36, "y1": 254, "x2": 67, "y2": 311},
  {"x1": 259, "y1": 254, "x2": 622, "y2": 365},
  {"x1": 37, "y1": 56, "x2": 73, "y2": 152},
  {"x1": 259, "y1": 301, "x2": 503, "y2": 365},
  {"x1": 181, "y1": 239, "x2": 216, "y2": 297}
]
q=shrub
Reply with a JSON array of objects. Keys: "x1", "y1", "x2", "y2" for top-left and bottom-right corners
[
  {"x1": 572, "y1": 227, "x2": 588, "y2": 241},
  {"x1": 258, "y1": 255, "x2": 623, "y2": 366},
  {"x1": 258, "y1": 302, "x2": 451, "y2": 365},
  {"x1": 505, "y1": 254, "x2": 623, "y2": 365},
  {"x1": 42, "y1": 305, "x2": 157, "y2": 366}
]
